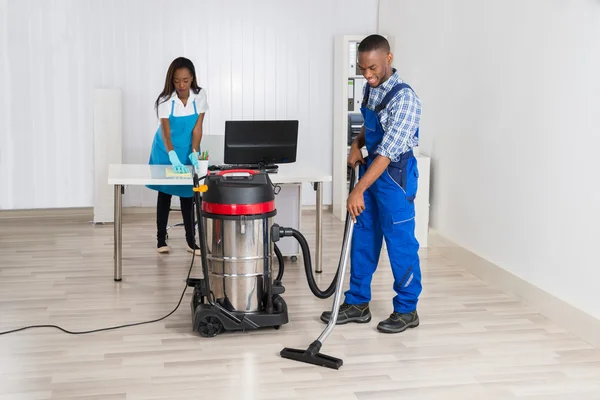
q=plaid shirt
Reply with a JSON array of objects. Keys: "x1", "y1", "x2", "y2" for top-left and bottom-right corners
[{"x1": 364, "y1": 69, "x2": 421, "y2": 162}]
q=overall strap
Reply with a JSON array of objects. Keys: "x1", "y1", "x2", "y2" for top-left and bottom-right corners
[
  {"x1": 375, "y1": 83, "x2": 415, "y2": 113},
  {"x1": 170, "y1": 100, "x2": 175, "y2": 116},
  {"x1": 361, "y1": 84, "x2": 371, "y2": 108},
  {"x1": 192, "y1": 88, "x2": 202, "y2": 114}
]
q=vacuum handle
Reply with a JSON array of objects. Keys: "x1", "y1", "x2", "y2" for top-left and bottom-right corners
[{"x1": 217, "y1": 169, "x2": 257, "y2": 176}]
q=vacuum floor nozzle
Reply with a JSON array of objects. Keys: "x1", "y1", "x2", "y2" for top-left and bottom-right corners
[{"x1": 280, "y1": 340, "x2": 342, "y2": 370}]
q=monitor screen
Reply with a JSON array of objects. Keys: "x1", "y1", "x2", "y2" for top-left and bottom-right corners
[{"x1": 224, "y1": 120, "x2": 298, "y2": 165}]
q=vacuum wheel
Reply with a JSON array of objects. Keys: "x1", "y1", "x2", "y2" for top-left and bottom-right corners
[
  {"x1": 272, "y1": 294, "x2": 286, "y2": 330},
  {"x1": 273, "y1": 294, "x2": 285, "y2": 313},
  {"x1": 197, "y1": 315, "x2": 223, "y2": 338}
]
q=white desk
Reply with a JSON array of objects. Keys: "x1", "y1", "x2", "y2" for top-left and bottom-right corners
[{"x1": 107, "y1": 163, "x2": 332, "y2": 282}]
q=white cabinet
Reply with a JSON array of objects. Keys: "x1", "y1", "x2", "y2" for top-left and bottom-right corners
[
  {"x1": 333, "y1": 35, "x2": 368, "y2": 223},
  {"x1": 273, "y1": 183, "x2": 301, "y2": 259},
  {"x1": 93, "y1": 88, "x2": 122, "y2": 223},
  {"x1": 332, "y1": 35, "x2": 430, "y2": 247},
  {"x1": 414, "y1": 153, "x2": 431, "y2": 248}
]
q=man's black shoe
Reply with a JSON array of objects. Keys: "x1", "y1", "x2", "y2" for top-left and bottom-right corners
[
  {"x1": 320, "y1": 302, "x2": 371, "y2": 324},
  {"x1": 377, "y1": 310, "x2": 419, "y2": 333}
]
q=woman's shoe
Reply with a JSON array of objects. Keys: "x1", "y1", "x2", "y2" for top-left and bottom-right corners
[
  {"x1": 186, "y1": 242, "x2": 201, "y2": 256},
  {"x1": 157, "y1": 239, "x2": 170, "y2": 254},
  {"x1": 157, "y1": 246, "x2": 170, "y2": 253}
]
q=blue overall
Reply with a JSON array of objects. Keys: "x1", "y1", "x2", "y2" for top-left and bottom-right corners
[
  {"x1": 344, "y1": 83, "x2": 422, "y2": 313},
  {"x1": 147, "y1": 98, "x2": 199, "y2": 198}
]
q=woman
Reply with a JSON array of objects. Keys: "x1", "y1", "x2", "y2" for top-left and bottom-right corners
[{"x1": 147, "y1": 57, "x2": 208, "y2": 255}]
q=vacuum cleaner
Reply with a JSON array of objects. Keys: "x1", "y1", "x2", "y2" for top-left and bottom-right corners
[
  {"x1": 187, "y1": 168, "x2": 288, "y2": 336},
  {"x1": 188, "y1": 164, "x2": 358, "y2": 369}
]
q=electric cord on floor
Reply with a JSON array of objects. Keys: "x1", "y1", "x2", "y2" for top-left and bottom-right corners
[
  {"x1": 0, "y1": 172, "x2": 213, "y2": 337},
  {"x1": 0, "y1": 219, "x2": 198, "y2": 337}
]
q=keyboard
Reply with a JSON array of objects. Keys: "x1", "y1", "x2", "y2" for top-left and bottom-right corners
[{"x1": 208, "y1": 164, "x2": 279, "y2": 173}]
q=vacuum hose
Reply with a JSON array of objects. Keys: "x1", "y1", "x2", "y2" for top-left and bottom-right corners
[
  {"x1": 274, "y1": 243, "x2": 284, "y2": 283},
  {"x1": 271, "y1": 166, "x2": 357, "y2": 299},
  {"x1": 293, "y1": 227, "x2": 338, "y2": 299}
]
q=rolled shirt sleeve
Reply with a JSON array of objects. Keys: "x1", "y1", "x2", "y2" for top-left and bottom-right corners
[
  {"x1": 375, "y1": 89, "x2": 422, "y2": 162},
  {"x1": 157, "y1": 99, "x2": 172, "y2": 119},
  {"x1": 195, "y1": 89, "x2": 209, "y2": 113}
]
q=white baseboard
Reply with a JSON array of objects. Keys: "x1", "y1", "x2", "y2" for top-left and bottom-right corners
[
  {"x1": 0, "y1": 206, "x2": 155, "y2": 220},
  {"x1": 301, "y1": 204, "x2": 332, "y2": 212},
  {"x1": 0, "y1": 207, "x2": 93, "y2": 220},
  {"x1": 433, "y1": 229, "x2": 600, "y2": 349}
]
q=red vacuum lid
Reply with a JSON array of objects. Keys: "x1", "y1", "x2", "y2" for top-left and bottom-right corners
[{"x1": 201, "y1": 169, "x2": 276, "y2": 216}]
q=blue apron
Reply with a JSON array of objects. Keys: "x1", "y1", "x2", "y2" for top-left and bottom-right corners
[
  {"x1": 147, "y1": 98, "x2": 199, "y2": 198},
  {"x1": 344, "y1": 83, "x2": 422, "y2": 313}
]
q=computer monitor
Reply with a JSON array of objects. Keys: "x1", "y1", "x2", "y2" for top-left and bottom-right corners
[{"x1": 224, "y1": 120, "x2": 298, "y2": 166}]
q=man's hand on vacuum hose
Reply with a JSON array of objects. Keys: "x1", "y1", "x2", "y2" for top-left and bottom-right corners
[
  {"x1": 347, "y1": 126, "x2": 366, "y2": 167},
  {"x1": 347, "y1": 145, "x2": 365, "y2": 167},
  {"x1": 347, "y1": 155, "x2": 391, "y2": 222},
  {"x1": 347, "y1": 178, "x2": 365, "y2": 222},
  {"x1": 347, "y1": 129, "x2": 366, "y2": 222}
]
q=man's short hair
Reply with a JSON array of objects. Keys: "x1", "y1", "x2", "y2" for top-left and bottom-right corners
[{"x1": 358, "y1": 34, "x2": 390, "y2": 53}]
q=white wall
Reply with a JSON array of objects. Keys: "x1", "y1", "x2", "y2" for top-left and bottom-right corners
[
  {"x1": 0, "y1": 0, "x2": 377, "y2": 210},
  {"x1": 0, "y1": 0, "x2": 9, "y2": 211},
  {"x1": 379, "y1": 0, "x2": 600, "y2": 320}
]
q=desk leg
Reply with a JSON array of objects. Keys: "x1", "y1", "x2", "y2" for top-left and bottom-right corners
[
  {"x1": 114, "y1": 184, "x2": 123, "y2": 282},
  {"x1": 315, "y1": 181, "x2": 323, "y2": 273}
]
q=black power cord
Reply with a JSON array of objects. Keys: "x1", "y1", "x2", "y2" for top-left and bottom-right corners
[{"x1": 0, "y1": 197, "x2": 200, "y2": 337}]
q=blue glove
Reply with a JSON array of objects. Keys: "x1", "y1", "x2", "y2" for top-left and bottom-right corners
[
  {"x1": 168, "y1": 150, "x2": 187, "y2": 174},
  {"x1": 188, "y1": 150, "x2": 200, "y2": 169}
]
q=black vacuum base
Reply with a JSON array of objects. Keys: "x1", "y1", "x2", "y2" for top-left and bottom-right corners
[{"x1": 191, "y1": 290, "x2": 289, "y2": 337}]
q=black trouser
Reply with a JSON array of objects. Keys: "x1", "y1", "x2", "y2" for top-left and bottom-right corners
[{"x1": 156, "y1": 191, "x2": 195, "y2": 247}]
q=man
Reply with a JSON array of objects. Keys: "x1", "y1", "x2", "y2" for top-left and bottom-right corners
[{"x1": 321, "y1": 34, "x2": 422, "y2": 334}]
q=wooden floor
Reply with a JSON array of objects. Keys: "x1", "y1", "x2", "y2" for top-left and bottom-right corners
[{"x1": 1, "y1": 209, "x2": 600, "y2": 400}]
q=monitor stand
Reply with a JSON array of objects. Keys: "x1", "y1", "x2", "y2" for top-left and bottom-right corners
[{"x1": 256, "y1": 161, "x2": 279, "y2": 173}]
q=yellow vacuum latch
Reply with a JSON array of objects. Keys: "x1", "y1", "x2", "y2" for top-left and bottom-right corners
[{"x1": 193, "y1": 185, "x2": 208, "y2": 193}]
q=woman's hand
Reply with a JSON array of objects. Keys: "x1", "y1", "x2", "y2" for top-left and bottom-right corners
[
  {"x1": 168, "y1": 151, "x2": 187, "y2": 174},
  {"x1": 188, "y1": 150, "x2": 200, "y2": 169}
]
